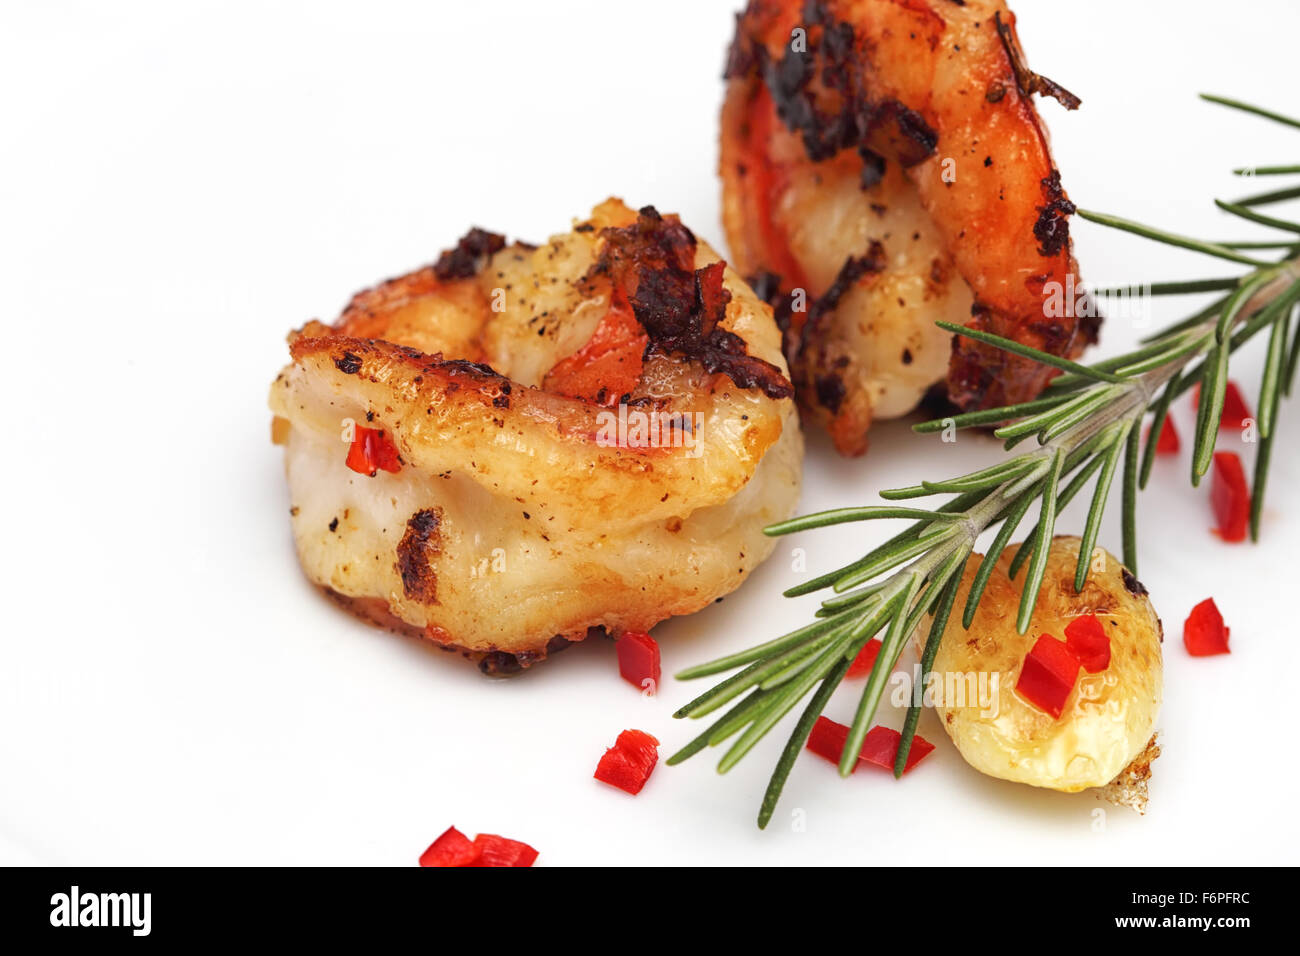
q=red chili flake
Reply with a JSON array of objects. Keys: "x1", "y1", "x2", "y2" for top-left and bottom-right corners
[
  {"x1": 1210, "y1": 451, "x2": 1250, "y2": 542},
  {"x1": 857, "y1": 725, "x2": 935, "y2": 773},
  {"x1": 805, "y1": 716, "x2": 934, "y2": 774},
  {"x1": 418, "y1": 826, "x2": 480, "y2": 867},
  {"x1": 470, "y1": 833, "x2": 539, "y2": 868},
  {"x1": 594, "y1": 729, "x2": 660, "y2": 795},
  {"x1": 1146, "y1": 416, "x2": 1179, "y2": 455},
  {"x1": 1183, "y1": 597, "x2": 1231, "y2": 657},
  {"x1": 1064, "y1": 614, "x2": 1111, "y2": 672},
  {"x1": 845, "y1": 638, "x2": 883, "y2": 679},
  {"x1": 1014, "y1": 635, "x2": 1080, "y2": 719},
  {"x1": 616, "y1": 631, "x2": 661, "y2": 693},
  {"x1": 345, "y1": 425, "x2": 402, "y2": 476},
  {"x1": 806, "y1": 715, "x2": 851, "y2": 765},
  {"x1": 1195, "y1": 380, "x2": 1253, "y2": 429}
]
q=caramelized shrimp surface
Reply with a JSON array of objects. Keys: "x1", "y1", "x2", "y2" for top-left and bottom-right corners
[
  {"x1": 722, "y1": 0, "x2": 1099, "y2": 455},
  {"x1": 269, "y1": 200, "x2": 802, "y2": 672}
]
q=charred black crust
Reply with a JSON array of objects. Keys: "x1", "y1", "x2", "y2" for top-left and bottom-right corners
[
  {"x1": 724, "y1": 10, "x2": 757, "y2": 78},
  {"x1": 1121, "y1": 567, "x2": 1148, "y2": 597},
  {"x1": 312, "y1": 337, "x2": 517, "y2": 410},
  {"x1": 858, "y1": 147, "x2": 886, "y2": 189},
  {"x1": 1032, "y1": 170, "x2": 1075, "y2": 258},
  {"x1": 1076, "y1": 290, "x2": 1103, "y2": 346},
  {"x1": 427, "y1": 355, "x2": 513, "y2": 407},
  {"x1": 750, "y1": 245, "x2": 885, "y2": 409},
  {"x1": 478, "y1": 651, "x2": 522, "y2": 676},
  {"x1": 436, "y1": 356, "x2": 509, "y2": 382},
  {"x1": 868, "y1": 99, "x2": 939, "y2": 167},
  {"x1": 729, "y1": 0, "x2": 938, "y2": 169},
  {"x1": 747, "y1": 270, "x2": 784, "y2": 306},
  {"x1": 814, "y1": 373, "x2": 847, "y2": 413},
  {"x1": 918, "y1": 381, "x2": 959, "y2": 420},
  {"x1": 796, "y1": 246, "x2": 886, "y2": 359},
  {"x1": 782, "y1": 246, "x2": 886, "y2": 416},
  {"x1": 396, "y1": 508, "x2": 442, "y2": 605},
  {"x1": 947, "y1": 300, "x2": 998, "y2": 405},
  {"x1": 334, "y1": 351, "x2": 363, "y2": 375},
  {"x1": 478, "y1": 635, "x2": 575, "y2": 676},
  {"x1": 590, "y1": 207, "x2": 794, "y2": 399},
  {"x1": 433, "y1": 227, "x2": 507, "y2": 280},
  {"x1": 993, "y1": 11, "x2": 1081, "y2": 111}
]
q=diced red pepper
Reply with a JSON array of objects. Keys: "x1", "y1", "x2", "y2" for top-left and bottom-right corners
[
  {"x1": 1184, "y1": 597, "x2": 1231, "y2": 657},
  {"x1": 805, "y1": 716, "x2": 934, "y2": 775},
  {"x1": 1064, "y1": 614, "x2": 1111, "y2": 673},
  {"x1": 470, "y1": 833, "x2": 539, "y2": 868},
  {"x1": 418, "y1": 826, "x2": 480, "y2": 867},
  {"x1": 616, "y1": 631, "x2": 661, "y2": 692},
  {"x1": 806, "y1": 715, "x2": 851, "y2": 765},
  {"x1": 594, "y1": 729, "x2": 660, "y2": 795},
  {"x1": 845, "y1": 638, "x2": 883, "y2": 679},
  {"x1": 1147, "y1": 416, "x2": 1180, "y2": 455},
  {"x1": 1220, "y1": 381, "x2": 1254, "y2": 429},
  {"x1": 1015, "y1": 635, "x2": 1080, "y2": 719},
  {"x1": 594, "y1": 748, "x2": 645, "y2": 795},
  {"x1": 1210, "y1": 451, "x2": 1250, "y2": 542},
  {"x1": 614, "y1": 729, "x2": 659, "y2": 775},
  {"x1": 345, "y1": 425, "x2": 402, "y2": 476},
  {"x1": 543, "y1": 291, "x2": 648, "y2": 406},
  {"x1": 857, "y1": 725, "x2": 935, "y2": 774},
  {"x1": 1195, "y1": 380, "x2": 1253, "y2": 429}
]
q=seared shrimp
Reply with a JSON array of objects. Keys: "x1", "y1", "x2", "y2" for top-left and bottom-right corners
[
  {"x1": 722, "y1": 0, "x2": 1098, "y2": 455},
  {"x1": 269, "y1": 200, "x2": 802, "y2": 672}
]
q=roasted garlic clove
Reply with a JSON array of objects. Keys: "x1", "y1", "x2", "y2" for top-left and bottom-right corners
[{"x1": 914, "y1": 536, "x2": 1162, "y2": 793}]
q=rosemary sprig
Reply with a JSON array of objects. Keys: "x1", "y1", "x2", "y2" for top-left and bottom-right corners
[{"x1": 673, "y1": 95, "x2": 1300, "y2": 828}]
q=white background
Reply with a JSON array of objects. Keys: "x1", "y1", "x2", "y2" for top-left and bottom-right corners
[{"x1": 3, "y1": 0, "x2": 1297, "y2": 865}]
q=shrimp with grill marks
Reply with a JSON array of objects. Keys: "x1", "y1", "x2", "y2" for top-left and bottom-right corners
[
  {"x1": 722, "y1": 0, "x2": 1098, "y2": 455},
  {"x1": 269, "y1": 199, "x2": 802, "y2": 673}
]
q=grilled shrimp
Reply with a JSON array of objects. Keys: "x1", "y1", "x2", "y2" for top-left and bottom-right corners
[
  {"x1": 269, "y1": 200, "x2": 802, "y2": 673},
  {"x1": 722, "y1": 0, "x2": 1099, "y2": 455}
]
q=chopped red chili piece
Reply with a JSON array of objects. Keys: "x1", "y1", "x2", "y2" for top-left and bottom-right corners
[
  {"x1": 615, "y1": 729, "x2": 659, "y2": 772},
  {"x1": 845, "y1": 638, "x2": 883, "y2": 679},
  {"x1": 857, "y1": 725, "x2": 935, "y2": 773},
  {"x1": 805, "y1": 716, "x2": 934, "y2": 774},
  {"x1": 806, "y1": 715, "x2": 851, "y2": 765},
  {"x1": 1147, "y1": 416, "x2": 1179, "y2": 455},
  {"x1": 1195, "y1": 380, "x2": 1253, "y2": 429},
  {"x1": 1210, "y1": 451, "x2": 1250, "y2": 542},
  {"x1": 418, "y1": 826, "x2": 480, "y2": 867},
  {"x1": 470, "y1": 833, "x2": 539, "y2": 868},
  {"x1": 1015, "y1": 635, "x2": 1080, "y2": 719},
  {"x1": 594, "y1": 729, "x2": 660, "y2": 795},
  {"x1": 1184, "y1": 597, "x2": 1231, "y2": 657},
  {"x1": 345, "y1": 425, "x2": 402, "y2": 476},
  {"x1": 616, "y1": 631, "x2": 661, "y2": 692},
  {"x1": 1064, "y1": 614, "x2": 1111, "y2": 672}
]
